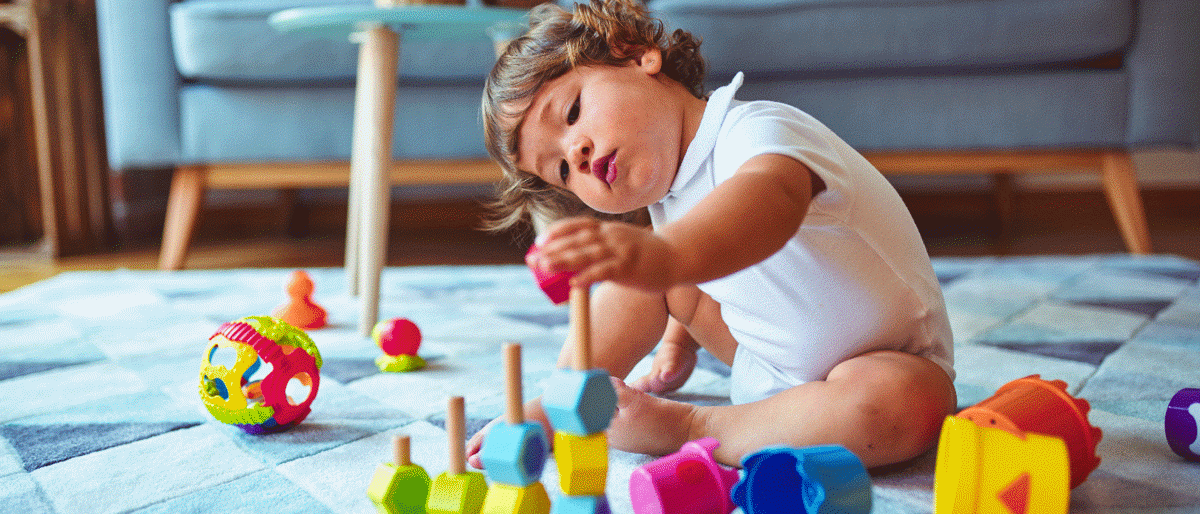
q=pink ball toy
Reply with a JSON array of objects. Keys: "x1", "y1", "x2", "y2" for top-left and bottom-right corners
[{"x1": 373, "y1": 318, "x2": 422, "y2": 357}]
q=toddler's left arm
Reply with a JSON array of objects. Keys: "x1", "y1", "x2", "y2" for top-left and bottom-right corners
[
  {"x1": 657, "y1": 152, "x2": 817, "y2": 284},
  {"x1": 531, "y1": 153, "x2": 817, "y2": 290}
]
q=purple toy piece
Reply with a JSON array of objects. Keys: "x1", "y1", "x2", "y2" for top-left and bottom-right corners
[
  {"x1": 1165, "y1": 387, "x2": 1200, "y2": 462},
  {"x1": 628, "y1": 437, "x2": 740, "y2": 514},
  {"x1": 527, "y1": 243, "x2": 574, "y2": 305}
]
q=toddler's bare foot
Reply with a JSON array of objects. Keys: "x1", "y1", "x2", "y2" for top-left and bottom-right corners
[
  {"x1": 607, "y1": 376, "x2": 700, "y2": 456},
  {"x1": 465, "y1": 417, "x2": 499, "y2": 469},
  {"x1": 629, "y1": 341, "x2": 697, "y2": 394}
]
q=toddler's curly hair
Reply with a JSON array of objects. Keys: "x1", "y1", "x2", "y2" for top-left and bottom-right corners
[{"x1": 482, "y1": 0, "x2": 705, "y2": 232}]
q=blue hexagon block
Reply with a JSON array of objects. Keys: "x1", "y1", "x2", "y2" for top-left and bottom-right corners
[
  {"x1": 542, "y1": 369, "x2": 617, "y2": 436},
  {"x1": 479, "y1": 421, "x2": 549, "y2": 486},
  {"x1": 550, "y1": 495, "x2": 610, "y2": 514}
]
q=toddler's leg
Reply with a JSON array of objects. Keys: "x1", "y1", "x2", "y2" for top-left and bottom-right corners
[
  {"x1": 694, "y1": 350, "x2": 955, "y2": 468},
  {"x1": 565, "y1": 281, "x2": 672, "y2": 377},
  {"x1": 604, "y1": 287, "x2": 955, "y2": 469},
  {"x1": 467, "y1": 281, "x2": 671, "y2": 468}
]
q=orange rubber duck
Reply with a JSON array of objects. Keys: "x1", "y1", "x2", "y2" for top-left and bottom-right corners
[{"x1": 273, "y1": 270, "x2": 327, "y2": 330}]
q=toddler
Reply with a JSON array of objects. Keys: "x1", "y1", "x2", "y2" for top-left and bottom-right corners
[{"x1": 467, "y1": 0, "x2": 956, "y2": 469}]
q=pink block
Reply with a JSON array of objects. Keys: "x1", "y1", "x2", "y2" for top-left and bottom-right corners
[
  {"x1": 629, "y1": 437, "x2": 740, "y2": 514},
  {"x1": 527, "y1": 243, "x2": 574, "y2": 305}
]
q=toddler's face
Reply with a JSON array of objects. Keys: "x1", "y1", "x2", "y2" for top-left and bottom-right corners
[{"x1": 514, "y1": 53, "x2": 683, "y2": 214}]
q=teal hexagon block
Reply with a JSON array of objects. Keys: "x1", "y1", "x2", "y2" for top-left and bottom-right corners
[
  {"x1": 549, "y1": 494, "x2": 610, "y2": 514},
  {"x1": 542, "y1": 368, "x2": 617, "y2": 436},
  {"x1": 479, "y1": 421, "x2": 548, "y2": 486}
]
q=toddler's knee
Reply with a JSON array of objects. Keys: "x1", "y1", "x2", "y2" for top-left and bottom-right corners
[
  {"x1": 844, "y1": 362, "x2": 953, "y2": 465},
  {"x1": 664, "y1": 284, "x2": 705, "y2": 324}
]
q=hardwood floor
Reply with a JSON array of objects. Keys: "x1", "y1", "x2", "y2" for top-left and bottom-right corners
[{"x1": 1, "y1": 189, "x2": 1197, "y2": 294}]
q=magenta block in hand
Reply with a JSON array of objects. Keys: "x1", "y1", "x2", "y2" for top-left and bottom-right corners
[{"x1": 527, "y1": 243, "x2": 574, "y2": 305}]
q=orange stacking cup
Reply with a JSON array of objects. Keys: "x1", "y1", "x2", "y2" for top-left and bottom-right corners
[{"x1": 957, "y1": 374, "x2": 1102, "y2": 489}]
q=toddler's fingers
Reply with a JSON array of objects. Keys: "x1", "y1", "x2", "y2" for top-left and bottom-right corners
[
  {"x1": 571, "y1": 260, "x2": 619, "y2": 287},
  {"x1": 540, "y1": 216, "x2": 599, "y2": 243}
]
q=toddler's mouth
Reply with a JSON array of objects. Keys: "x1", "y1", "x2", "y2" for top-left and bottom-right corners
[{"x1": 592, "y1": 152, "x2": 617, "y2": 185}]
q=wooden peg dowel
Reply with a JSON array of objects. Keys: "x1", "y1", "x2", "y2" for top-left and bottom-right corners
[
  {"x1": 570, "y1": 285, "x2": 591, "y2": 371},
  {"x1": 447, "y1": 396, "x2": 466, "y2": 475},
  {"x1": 504, "y1": 343, "x2": 524, "y2": 425},
  {"x1": 393, "y1": 435, "x2": 411, "y2": 467}
]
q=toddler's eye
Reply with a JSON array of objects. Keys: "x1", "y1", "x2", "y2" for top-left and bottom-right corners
[
  {"x1": 567, "y1": 95, "x2": 580, "y2": 125},
  {"x1": 559, "y1": 160, "x2": 570, "y2": 184}
]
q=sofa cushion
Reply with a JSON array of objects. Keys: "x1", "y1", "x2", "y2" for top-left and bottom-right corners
[
  {"x1": 178, "y1": 82, "x2": 488, "y2": 162},
  {"x1": 731, "y1": 70, "x2": 1128, "y2": 151},
  {"x1": 650, "y1": 0, "x2": 1135, "y2": 76},
  {"x1": 170, "y1": 0, "x2": 498, "y2": 82}
]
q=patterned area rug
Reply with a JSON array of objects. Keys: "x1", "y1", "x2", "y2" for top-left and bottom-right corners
[{"x1": 2, "y1": 255, "x2": 1199, "y2": 513}]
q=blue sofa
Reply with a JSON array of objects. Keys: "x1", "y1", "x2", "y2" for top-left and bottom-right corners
[{"x1": 97, "y1": 0, "x2": 1199, "y2": 269}]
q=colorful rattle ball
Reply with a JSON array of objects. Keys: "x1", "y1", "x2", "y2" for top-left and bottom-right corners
[
  {"x1": 373, "y1": 317, "x2": 426, "y2": 372},
  {"x1": 199, "y1": 316, "x2": 322, "y2": 434}
]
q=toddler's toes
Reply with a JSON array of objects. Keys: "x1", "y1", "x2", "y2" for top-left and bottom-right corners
[
  {"x1": 629, "y1": 373, "x2": 662, "y2": 394},
  {"x1": 465, "y1": 418, "x2": 497, "y2": 469},
  {"x1": 610, "y1": 376, "x2": 639, "y2": 407}
]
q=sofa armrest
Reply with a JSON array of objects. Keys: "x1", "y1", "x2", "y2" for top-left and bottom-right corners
[
  {"x1": 96, "y1": 0, "x2": 182, "y2": 170},
  {"x1": 1127, "y1": 0, "x2": 1200, "y2": 148}
]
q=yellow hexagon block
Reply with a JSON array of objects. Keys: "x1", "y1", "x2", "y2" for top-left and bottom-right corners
[
  {"x1": 480, "y1": 482, "x2": 551, "y2": 514},
  {"x1": 553, "y1": 431, "x2": 608, "y2": 496}
]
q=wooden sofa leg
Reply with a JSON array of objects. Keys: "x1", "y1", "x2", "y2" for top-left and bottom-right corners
[
  {"x1": 1099, "y1": 151, "x2": 1152, "y2": 255},
  {"x1": 159, "y1": 166, "x2": 207, "y2": 270}
]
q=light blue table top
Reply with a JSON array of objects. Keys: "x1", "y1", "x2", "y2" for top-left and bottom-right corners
[{"x1": 269, "y1": 4, "x2": 528, "y2": 41}]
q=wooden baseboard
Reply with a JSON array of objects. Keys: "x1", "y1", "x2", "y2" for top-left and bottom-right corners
[
  {"x1": 192, "y1": 198, "x2": 498, "y2": 243},
  {"x1": 182, "y1": 187, "x2": 1198, "y2": 238},
  {"x1": 204, "y1": 160, "x2": 502, "y2": 189}
]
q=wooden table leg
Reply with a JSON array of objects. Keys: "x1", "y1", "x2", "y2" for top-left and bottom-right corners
[
  {"x1": 351, "y1": 24, "x2": 399, "y2": 336},
  {"x1": 345, "y1": 152, "x2": 361, "y2": 297}
]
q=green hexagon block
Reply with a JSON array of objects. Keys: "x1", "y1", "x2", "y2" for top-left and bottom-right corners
[
  {"x1": 542, "y1": 369, "x2": 617, "y2": 436},
  {"x1": 367, "y1": 462, "x2": 431, "y2": 514}
]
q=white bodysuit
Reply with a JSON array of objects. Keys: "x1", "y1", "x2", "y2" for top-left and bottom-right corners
[{"x1": 648, "y1": 73, "x2": 954, "y2": 405}]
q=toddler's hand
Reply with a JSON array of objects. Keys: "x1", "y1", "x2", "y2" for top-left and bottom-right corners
[
  {"x1": 530, "y1": 217, "x2": 677, "y2": 291},
  {"x1": 630, "y1": 340, "x2": 698, "y2": 395}
]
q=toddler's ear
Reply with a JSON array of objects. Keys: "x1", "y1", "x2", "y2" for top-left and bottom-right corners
[{"x1": 635, "y1": 47, "x2": 663, "y2": 74}]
